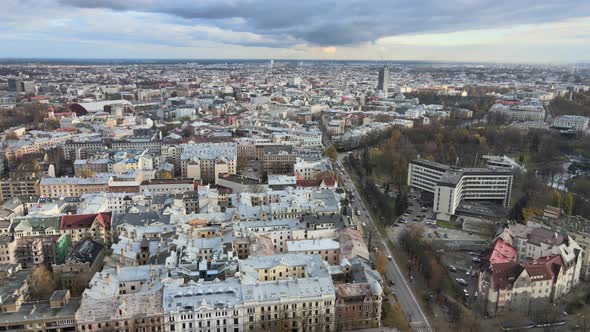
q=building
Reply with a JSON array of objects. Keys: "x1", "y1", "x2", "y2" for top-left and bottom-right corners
[
  {"x1": 334, "y1": 283, "x2": 382, "y2": 330},
  {"x1": 163, "y1": 278, "x2": 243, "y2": 332},
  {"x1": 407, "y1": 159, "x2": 513, "y2": 221},
  {"x1": 59, "y1": 212, "x2": 112, "y2": 244},
  {"x1": 52, "y1": 239, "x2": 105, "y2": 296},
  {"x1": 478, "y1": 224, "x2": 583, "y2": 317},
  {"x1": 140, "y1": 178, "x2": 196, "y2": 195},
  {"x1": 239, "y1": 254, "x2": 336, "y2": 332},
  {"x1": 179, "y1": 143, "x2": 237, "y2": 184},
  {"x1": 12, "y1": 217, "x2": 62, "y2": 267},
  {"x1": 286, "y1": 238, "x2": 341, "y2": 265},
  {"x1": 0, "y1": 178, "x2": 40, "y2": 201},
  {"x1": 552, "y1": 115, "x2": 589, "y2": 132},
  {"x1": 377, "y1": 66, "x2": 389, "y2": 93},
  {"x1": 261, "y1": 145, "x2": 296, "y2": 175},
  {"x1": 75, "y1": 265, "x2": 167, "y2": 332},
  {"x1": 39, "y1": 176, "x2": 110, "y2": 198},
  {"x1": 529, "y1": 208, "x2": 590, "y2": 280}
]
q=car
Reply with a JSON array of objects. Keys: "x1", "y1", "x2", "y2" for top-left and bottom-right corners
[
  {"x1": 355, "y1": 209, "x2": 361, "y2": 216},
  {"x1": 472, "y1": 257, "x2": 482, "y2": 263},
  {"x1": 448, "y1": 265, "x2": 457, "y2": 272},
  {"x1": 466, "y1": 270, "x2": 472, "y2": 276},
  {"x1": 393, "y1": 223, "x2": 400, "y2": 227},
  {"x1": 456, "y1": 278, "x2": 468, "y2": 286},
  {"x1": 428, "y1": 233, "x2": 433, "y2": 238},
  {"x1": 387, "y1": 255, "x2": 393, "y2": 261},
  {"x1": 389, "y1": 280, "x2": 395, "y2": 286},
  {"x1": 361, "y1": 222, "x2": 367, "y2": 228},
  {"x1": 474, "y1": 291, "x2": 478, "y2": 298},
  {"x1": 471, "y1": 271, "x2": 476, "y2": 277},
  {"x1": 443, "y1": 233, "x2": 448, "y2": 238},
  {"x1": 421, "y1": 207, "x2": 428, "y2": 212},
  {"x1": 468, "y1": 251, "x2": 477, "y2": 256},
  {"x1": 463, "y1": 289, "x2": 469, "y2": 297}
]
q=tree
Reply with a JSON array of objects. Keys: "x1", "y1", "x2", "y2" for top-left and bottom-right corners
[
  {"x1": 158, "y1": 170, "x2": 173, "y2": 179},
  {"x1": 552, "y1": 190, "x2": 562, "y2": 208},
  {"x1": 29, "y1": 265, "x2": 57, "y2": 300},
  {"x1": 325, "y1": 144, "x2": 337, "y2": 161},
  {"x1": 565, "y1": 193, "x2": 574, "y2": 217},
  {"x1": 78, "y1": 169, "x2": 96, "y2": 178},
  {"x1": 5, "y1": 131, "x2": 18, "y2": 140},
  {"x1": 381, "y1": 301, "x2": 411, "y2": 331},
  {"x1": 374, "y1": 252, "x2": 388, "y2": 275}
]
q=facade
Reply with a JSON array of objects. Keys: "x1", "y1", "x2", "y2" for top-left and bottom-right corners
[
  {"x1": 239, "y1": 254, "x2": 336, "y2": 332},
  {"x1": 552, "y1": 115, "x2": 589, "y2": 132},
  {"x1": 377, "y1": 66, "x2": 389, "y2": 93},
  {"x1": 75, "y1": 266, "x2": 167, "y2": 332},
  {"x1": 0, "y1": 179, "x2": 40, "y2": 201},
  {"x1": 334, "y1": 283, "x2": 382, "y2": 330},
  {"x1": 408, "y1": 159, "x2": 513, "y2": 220},
  {"x1": 163, "y1": 278, "x2": 243, "y2": 332},
  {"x1": 478, "y1": 224, "x2": 583, "y2": 317},
  {"x1": 179, "y1": 143, "x2": 237, "y2": 184},
  {"x1": 286, "y1": 239, "x2": 341, "y2": 265},
  {"x1": 52, "y1": 239, "x2": 105, "y2": 296},
  {"x1": 39, "y1": 176, "x2": 110, "y2": 198}
]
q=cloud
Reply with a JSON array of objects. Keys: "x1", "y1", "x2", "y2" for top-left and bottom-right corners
[
  {"x1": 56, "y1": 0, "x2": 590, "y2": 46},
  {"x1": 321, "y1": 47, "x2": 337, "y2": 54}
]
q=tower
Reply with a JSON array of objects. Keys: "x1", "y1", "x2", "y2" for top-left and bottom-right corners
[{"x1": 377, "y1": 66, "x2": 389, "y2": 93}]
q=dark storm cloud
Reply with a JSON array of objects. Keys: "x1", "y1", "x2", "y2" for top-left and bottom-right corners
[{"x1": 58, "y1": 0, "x2": 590, "y2": 46}]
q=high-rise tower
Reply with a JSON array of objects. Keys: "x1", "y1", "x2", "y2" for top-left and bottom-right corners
[{"x1": 377, "y1": 66, "x2": 389, "y2": 93}]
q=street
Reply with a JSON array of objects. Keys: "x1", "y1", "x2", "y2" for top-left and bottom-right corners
[{"x1": 336, "y1": 154, "x2": 432, "y2": 332}]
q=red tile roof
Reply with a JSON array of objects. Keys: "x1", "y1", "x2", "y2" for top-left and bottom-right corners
[
  {"x1": 486, "y1": 238, "x2": 517, "y2": 264},
  {"x1": 60, "y1": 212, "x2": 111, "y2": 230},
  {"x1": 491, "y1": 261, "x2": 523, "y2": 291}
]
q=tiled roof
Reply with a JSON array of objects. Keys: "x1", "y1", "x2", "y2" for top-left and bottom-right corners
[{"x1": 60, "y1": 212, "x2": 111, "y2": 230}]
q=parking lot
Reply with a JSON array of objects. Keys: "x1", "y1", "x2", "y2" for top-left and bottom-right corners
[{"x1": 383, "y1": 191, "x2": 488, "y2": 305}]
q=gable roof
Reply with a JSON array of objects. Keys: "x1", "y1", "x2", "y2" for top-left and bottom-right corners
[{"x1": 60, "y1": 212, "x2": 111, "y2": 230}]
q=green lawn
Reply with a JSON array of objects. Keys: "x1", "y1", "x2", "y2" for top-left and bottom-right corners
[{"x1": 436, "y1": 220, "x2": 461, "y2": 229}]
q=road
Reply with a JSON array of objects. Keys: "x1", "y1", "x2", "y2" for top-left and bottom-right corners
[{"x1": 335, "y1": 154, "x2": 432, "y2": 332}]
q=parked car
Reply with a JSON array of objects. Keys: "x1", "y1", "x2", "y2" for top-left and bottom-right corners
[
  {"x1": 472, "y1": 257, "x2": 482, "y2": 263},
  {"x1": 389, "y1": 280, "x2": 395, "y2": 286},
  {"x1": 387, "y1": 255, "x2": 393, "y2": 261},
  {"x1": 456, "y1": 278, "x2": 468, "y2": 286},
  {"x1": 448, "y1": 265, "x2": 457, "y2": 272},
  {"x1": 463, "y1": 289, "x2": 469, "y2": 297}
]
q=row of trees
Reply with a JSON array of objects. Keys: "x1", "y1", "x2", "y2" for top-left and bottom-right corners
[{"x1": 347, "y1": 154, "x2": 408, "y2": 224}]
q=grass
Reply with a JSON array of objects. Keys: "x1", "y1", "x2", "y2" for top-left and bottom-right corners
[{"x1": 436, "y1": 220, "x2": 461, "y2": 229}]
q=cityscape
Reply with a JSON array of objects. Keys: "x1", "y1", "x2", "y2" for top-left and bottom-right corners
[{"x1": 1, "y1": 1, "x2": 590, "y2": 332}]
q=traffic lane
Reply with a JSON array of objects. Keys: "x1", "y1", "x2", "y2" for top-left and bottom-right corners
[
  {"x1": 337, "y1": 157, "x2": 430, "y2": 328},
  {"x1": 387, "y1": 262, "x2": 424, "y2": 325}
]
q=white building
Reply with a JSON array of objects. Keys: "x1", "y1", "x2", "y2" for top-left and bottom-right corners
[
  {"x1": 552, "y1": 115, "x2": 589, "y2": 132},
  {"x1": 408, "y1": 159, "x2": 513, "y2": 220},
  {"x1": 163, "y1": 278, "x2": 243, "y2": 332}
]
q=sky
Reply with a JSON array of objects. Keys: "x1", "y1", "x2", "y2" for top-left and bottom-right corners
[{"x1": 1, "y1": 0, "x2": 590, "y2": 63}]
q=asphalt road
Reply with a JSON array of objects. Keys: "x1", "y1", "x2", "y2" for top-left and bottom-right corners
[{"x1": 336, "y1": 154, "x2": 432, "y2": 332}]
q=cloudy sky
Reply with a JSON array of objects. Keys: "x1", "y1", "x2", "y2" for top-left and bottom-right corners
[{"x1": 2, "y1": 0, "x2": 590, "y2": 63}]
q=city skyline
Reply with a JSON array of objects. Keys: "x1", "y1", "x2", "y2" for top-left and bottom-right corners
[{"x1": 2, "y1": 0, "x2": 590, "y2": 63}]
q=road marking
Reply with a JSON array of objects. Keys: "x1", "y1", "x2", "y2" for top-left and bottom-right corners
[{"x1": 339, "y1": 165, "x2": 432, "y2": 330}]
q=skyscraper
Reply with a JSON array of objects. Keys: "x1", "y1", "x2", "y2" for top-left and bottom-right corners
[{"x1": 377, "y1": 66, "x2": 389, "y2": 93}]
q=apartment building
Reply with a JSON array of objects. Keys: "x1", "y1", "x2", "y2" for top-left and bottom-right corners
[
  {"x1": 478, "y1": 224, "x2": 583, "y2": 317},
  {"x1": 239, "y1": 254, "x2": 336, "y2": 332},
  {"x1": 408, "y1": 159, "x2": 513, "y2": 221},
  {"x1": 286, "y1": 238, "x2": 341, "y2": 265},
  {"x1": 0, "y1": 178, "x2": 40, "y2": 201},
  {"x1": 179, "y1": 143, "x2": 237, "y2": 184},
  {"x1": 552, "y1": 115, "x2": 589, "y2": 132},
  {"x1": 39, "y1": 176, "x2": 110, "y2": 198},
  {"x1": 164, "y1": 278, "x2": 243, "y2": 332},
  {"x1": 75, "y1": 266, "x2": 168, "y2": 332}
]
